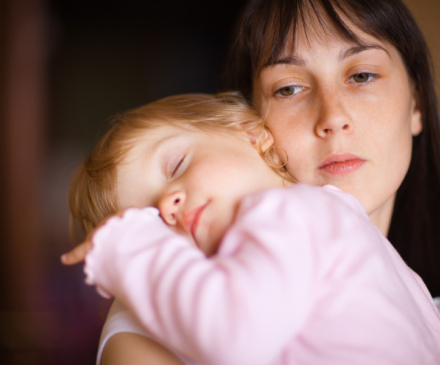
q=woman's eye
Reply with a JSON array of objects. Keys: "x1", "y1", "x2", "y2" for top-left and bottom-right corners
[
  {"x1": 170, "y1": 156, "x2": 185, "y2": 179},
  {"x1": 275, "y1": 85, "x2": 305, "y2": 97},
  {"x1": 349, "y1": 72, "x2": 377, "y2": 84}
]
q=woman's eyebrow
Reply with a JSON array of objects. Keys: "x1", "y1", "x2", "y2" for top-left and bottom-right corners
[
  {"x1": 339, "y1": 44, "x2": 390, "y2": 61},
  {"x1": 264, "y1": 55, "x2": 306, "y2": 68},
  {"x1": 265, "y1": 43, "x2": 390, "y2": 69}
]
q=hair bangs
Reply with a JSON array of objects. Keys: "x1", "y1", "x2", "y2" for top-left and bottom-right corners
[
  {"x1": 227, "y1": 0, "x2": 429, "y2": 101},
  {"x1": 243, "y1": 0, "x2": 366, "y2": 82}
]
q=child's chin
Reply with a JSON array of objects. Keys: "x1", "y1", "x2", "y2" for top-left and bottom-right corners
[{"x1": 201, "y1": 238, "x2": 221, "y2": 257}]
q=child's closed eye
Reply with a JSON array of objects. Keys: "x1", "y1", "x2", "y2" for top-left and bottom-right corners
[{"x1": 169, "y1": 156, "x2": 186, "y2": 180}]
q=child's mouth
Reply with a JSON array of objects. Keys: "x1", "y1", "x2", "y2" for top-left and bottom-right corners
[{"x1": 184, "y1": 202, "x2": 209, "y2": 247}]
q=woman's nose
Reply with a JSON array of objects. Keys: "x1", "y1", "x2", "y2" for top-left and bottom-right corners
[
  {"x1": 158, "y1": 191, "x2": 186, "y2": 226},
  {"x1": 315, "y1": 90, "x2": 353, "y2": 138}
]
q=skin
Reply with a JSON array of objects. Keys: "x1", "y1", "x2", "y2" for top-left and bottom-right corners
[
  {"x1": 254, "y1": 21, "x2": 422, "y2": 235},
  {"x1": 102, "y1": 333, "x2": 184, "y2": 365},
  {"x1": 117, "y1": 125, "x2": 285, "y2": 256}
]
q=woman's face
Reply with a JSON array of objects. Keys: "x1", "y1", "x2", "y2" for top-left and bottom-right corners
[{"x1": 254, "y1": 24, "x2": 422, "y2": 234}]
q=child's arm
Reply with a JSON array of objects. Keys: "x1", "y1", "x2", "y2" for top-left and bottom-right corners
[
  {"x1": 83, "y1": 202, "x2": 311, "y2": 365},
  {"x1": 83, "y1": 185, "x2": 387, "y2": 365}
]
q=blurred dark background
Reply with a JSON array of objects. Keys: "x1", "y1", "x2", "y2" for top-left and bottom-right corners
[
  {"x1": 0, "y1": 0, "x2": 246, "y2": 364},
  {"x1": 0, "y1": 0, "x2": 438, "y2": 364}
]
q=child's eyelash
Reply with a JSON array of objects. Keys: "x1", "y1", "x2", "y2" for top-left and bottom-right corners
[{"x1": 171, "y1": 156, "x2": 185, "y2": 178}]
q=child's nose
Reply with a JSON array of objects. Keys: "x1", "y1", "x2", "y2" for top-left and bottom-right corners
[{"x1": 158, "y1": 191, "x2": 185, "y2": 226}]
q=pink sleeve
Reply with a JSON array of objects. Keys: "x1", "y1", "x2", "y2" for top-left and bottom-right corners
[
  {"x1": 84, "y1": 195, "x2": 316, "y2": 365},
  {"x1": 84, "y1": 185, "x2": 439, "y2": 364}
]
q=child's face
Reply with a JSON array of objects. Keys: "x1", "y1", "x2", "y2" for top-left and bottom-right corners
[{"x1": 117, "y1": 125, "x2": 285, "y2": 256}]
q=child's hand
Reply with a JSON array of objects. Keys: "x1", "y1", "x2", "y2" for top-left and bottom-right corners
[
  {"x1": 61, "y1": 207, "x2": 161, "y2": 266},
  {"x1": 61, "y1": 239, "x2": 93, "y2": 265},
  {"x1": 60, "y1": 210, "x2": 126, "y2": 265}
]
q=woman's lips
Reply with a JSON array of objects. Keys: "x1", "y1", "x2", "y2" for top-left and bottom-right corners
[
  {"x1": 183, "y1": 202, "x2": 208, "y2": 245},
  {"x1": 318, "y1": 153, "x2": 366, "y2": 176}
]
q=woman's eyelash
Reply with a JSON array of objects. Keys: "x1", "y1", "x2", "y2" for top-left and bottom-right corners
[
  {"x1": 171, "y1": 156, "x2": 185, "y2": 178},
  {"x1": 274, "y1": 85, "x2": 305, "y2": 97},
  {"x1": 274, "y1": 73, "x2": 379, "y2": 96},
  {"x1": 348, "y1": 72, "x2": 378, "y2": 84}
]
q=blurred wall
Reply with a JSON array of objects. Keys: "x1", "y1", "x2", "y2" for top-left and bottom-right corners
[
  {"x1": 404, "y1": 0, "x2": 440, "y2": 96},
  {"x1": 0, "y1": 1, "x2": 246, "y2": 364},
  {"x1": 0, "y1": 0, "x2": 439, "y2": 364}
]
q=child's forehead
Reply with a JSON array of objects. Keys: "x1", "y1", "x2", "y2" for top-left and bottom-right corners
[
  {"x1": 131, "y1": 123, "x2": 238, "y2": 148},
  {"x1": 130, "y1": 124, "x2": 193, "y2": 146},
  {"x1": 122, "y1": 124, "x2": 245, "y2": 168},
  {"x1": 128, "y1": 126, "x2": 187, "y2": 154},
  {"x1": 123, "y1": 124, "x2": 209, "y2": 162}
]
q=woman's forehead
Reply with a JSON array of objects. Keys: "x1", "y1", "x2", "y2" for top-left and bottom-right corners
[
  {"x1": 287, "y1": 29, "x2": 383, "y2": 62},
  {"x1": 257, "y1": 12, "x2": 388, "y2": 75},
  {"x1": 254, "y1": 2, "x2": 383, "y2": 74}
]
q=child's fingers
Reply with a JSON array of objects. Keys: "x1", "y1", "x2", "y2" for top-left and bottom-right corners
[
  {"x1": 61, "y1": 240, "x2": 93, "y2": 265},
  {"x1": 60, "y1": 208, "x2": 137, "y2": 266},
  {"x1": 60, "y1": 211, "x2": 123, "y2": 266}
]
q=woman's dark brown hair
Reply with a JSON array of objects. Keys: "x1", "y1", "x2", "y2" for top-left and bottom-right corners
[{"x1": 224, "y1": 0, "x2": 440, "y2": 296}]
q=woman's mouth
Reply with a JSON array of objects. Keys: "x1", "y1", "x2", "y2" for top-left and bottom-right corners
[
  {"x1": 183, "y1": 202, "x2": 209, "y2": 246},
  {"x1": 318, "y1": 153, "x2": 366, "y2": 176}
]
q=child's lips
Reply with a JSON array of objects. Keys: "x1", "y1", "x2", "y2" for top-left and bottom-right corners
[{"x1": 183, "y1": 202, "x2": 209, "y2": 245}]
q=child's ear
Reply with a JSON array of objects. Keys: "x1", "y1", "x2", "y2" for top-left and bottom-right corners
[
  {"x1": 260, "y1": 127, "x2": 274, "y2": 152},
  {"x1": 246, "y1": 126, "x2": 274, "y2": 152}
]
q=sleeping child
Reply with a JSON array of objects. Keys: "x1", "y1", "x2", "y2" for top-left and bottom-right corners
[{"x1": 62, "y1": 92, "x2": 440, "y2": 365}]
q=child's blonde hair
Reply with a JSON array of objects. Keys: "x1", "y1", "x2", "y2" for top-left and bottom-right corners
[{"x1": 68, "y1": 91, "x2": 291, "y2": 243}]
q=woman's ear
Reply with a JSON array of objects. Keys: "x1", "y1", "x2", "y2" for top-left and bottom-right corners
[
  {"x1": 246, "y1": 126, "x2": 274, "y2": 152},
  {"x1": 411, "y1": 92, "x2": 422, "y2": 136}
]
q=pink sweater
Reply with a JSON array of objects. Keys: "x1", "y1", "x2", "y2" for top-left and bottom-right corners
[{"x1": 85, "y1": 184, "x2": 440, "y2": 365}]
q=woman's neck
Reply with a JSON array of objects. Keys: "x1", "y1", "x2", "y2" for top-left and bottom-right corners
[{"x1": 369, "y1": 194, "x2": 396, "y2": 237}]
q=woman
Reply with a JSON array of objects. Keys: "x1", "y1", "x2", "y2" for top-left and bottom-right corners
[
  {"x1": 224, "y1": 0, "x2": 440, "y2": 298},
  {"x1": 64, "y1": 0, "x2": 440, "y2": 363}
]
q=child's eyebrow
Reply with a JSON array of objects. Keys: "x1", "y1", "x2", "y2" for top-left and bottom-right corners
[
  {"x1": 151, "y1": 134, "x2": 188, "y2": 173},
  {"x1": 143, "y1": 134, "x2": 182, "y2": 164},
  {"x1": 151, "y1": 134, "x2": 181, "y2": 150}
]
